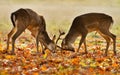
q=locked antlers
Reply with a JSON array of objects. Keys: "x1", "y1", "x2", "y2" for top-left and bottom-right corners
[
  {"x1": 52, "y1": 29, "x2": 65, "y2": 50},
  {"x1": 56, "y1": 30, "x2": 65, "y2": 44}
]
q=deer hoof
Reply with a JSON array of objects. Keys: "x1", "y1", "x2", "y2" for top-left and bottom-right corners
[{"x1": 9, "y1": 51, "x2": 15, "y2": 55}]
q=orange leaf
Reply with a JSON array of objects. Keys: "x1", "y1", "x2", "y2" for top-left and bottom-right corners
[
  {"x1": 45, "y1": 49, "x2": 51, "y2": 54},
  {"x1": 98, "y1": 70, "x2": 105, "y2": 75},
  {"x1": 96, "y1": 57, "x2": 105, "y2": 63},
  {"x1": 41, "y1": 65, "x2": 47, "y2": 71},
  {"x1": 71, "y1": 58, "x2": 79, "y2": 65},
  {"x1": 112, "y1": 62, "x2": 118, "y2": 67},
  {"x1": 23, "y1": 49, "x2": 31, "y2": 58},
  {"x1": 88, "y1": 67, "x2": 94, "y2": 72},
  {"x1": 33, "y1": 72, "x2": 39, "y2": 75}
]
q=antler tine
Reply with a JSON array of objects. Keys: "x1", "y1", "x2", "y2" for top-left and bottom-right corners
[
  {"x1": 59, "y1": 29, "x2": 65, "y2": 35},
  {"x1": 55, "y1": 29, "x2": 65, "y2": 44},
  {"x1": 59, "y1": 29, "x2": 61, "y2": 34}
]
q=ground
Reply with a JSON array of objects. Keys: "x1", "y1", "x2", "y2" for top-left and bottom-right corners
[{"x1": 0, "y1": 32, "x2": 120, "y2": 75}]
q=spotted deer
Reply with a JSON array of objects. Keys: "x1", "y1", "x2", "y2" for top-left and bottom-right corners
[
  {"x1": 61, "y1": 13, "x2": 116, "y2": 56},
  {"x1": 7, "y1": 8, "x2": 56, "y2": 54}
]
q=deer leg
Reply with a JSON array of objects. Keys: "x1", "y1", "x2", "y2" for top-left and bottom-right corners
[
  {"x1": 38, "y1": 39, "x2": 45, "y2": 54},
  {"x1": 39, "y1": 41, "x2": 45, "y2": 54},
  {"x1": 42, "y1": 47, "x2": 46, "y2": 54},
  {"x1": 36, "y1": 34, "x2": 39, "y2": 53},
  {"x1": 40, "y1": 43, "x2": 45, "y2": 54},
  {"x1": 104, "y1": 36, "x2": 110, "y2": 56},
  {"x1": 7, "y1": 27, "x2": 16, "y2": 50},
  {"x1": 84, "y1": 39, "x2": 87, "y2": 54},
  {"x1": 40, "y1": 42, "x2": 46, "y2": 54},
  {"x1": 109, "y1": 33, "x2": 116, "y2": 55},
  {"x1": 100, "y1": 30, "x2": 116, "y2": 55},
  {"x1": 103, "y1": 36, "x2": 110, "y2": 56},
  {"x1": 11, "y1": 29, "x2": 25, "y2": 54},
  {"x1": 99, "y1": 32, "x2": 111, "y2": 56},
  {"x1": 77, "y1": 34, "x2": 87, "y2": 52}
]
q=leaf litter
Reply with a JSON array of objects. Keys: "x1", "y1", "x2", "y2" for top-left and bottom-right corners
[{"x1": 0, "y1": 34, "x2": 120, "y2": 75}]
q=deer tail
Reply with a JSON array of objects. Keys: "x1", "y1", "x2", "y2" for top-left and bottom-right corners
[
  {"x1": 109, "y1": 16, "x2": 114, "y2": 25},
  {"x1": 11, "y1": 13, "x2": 16, "y2": 27}
]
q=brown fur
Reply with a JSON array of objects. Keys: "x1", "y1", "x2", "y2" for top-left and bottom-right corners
[
  {"x1": 61, "y1": 13, "x2": 116, "y2": 56},
  {"x1": 7, "y1": 8, "x2": 56, "y2": 54}
]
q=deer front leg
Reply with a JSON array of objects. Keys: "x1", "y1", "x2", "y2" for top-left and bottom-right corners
[
  {"x1": 77, "y1": 34, "x2": 87, "y2": 52},
  {"x1": 84, "y1": 39, "x2": 88, "y2": 54},
  {"x1": 36, "y1": 34, "x2": 39, "y2": 53},
  {"x1": 40, "y1": 42, "x2": 45, "y2": 54}
]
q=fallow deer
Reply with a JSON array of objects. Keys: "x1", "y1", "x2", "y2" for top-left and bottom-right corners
[
  {"x1": 7, "y1": 8, "x2": 56, "y2": 54},
  {"x1": 61, "y1": 13, "x2": 116, "y2": 56}
]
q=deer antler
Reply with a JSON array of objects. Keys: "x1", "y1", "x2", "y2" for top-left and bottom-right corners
[
  {"x1": 55, "y1": 30, "x2": 74, "y2": 52},
  {"x1": 55, "y1": 29, "x2": 65, "y2": 44}
]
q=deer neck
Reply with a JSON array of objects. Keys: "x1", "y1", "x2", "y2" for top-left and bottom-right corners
[
  {"x1": 39, "y1": 31, "x2": 52, "y2": 46},
  {"x1": 65, "y1": 31, "x2": 79, "y2": 44}
]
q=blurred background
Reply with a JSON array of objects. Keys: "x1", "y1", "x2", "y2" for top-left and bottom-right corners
[{"x1": 0, "y1": 0, "x2": 120, "y2": 37}]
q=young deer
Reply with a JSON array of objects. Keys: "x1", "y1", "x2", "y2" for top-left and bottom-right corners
[
  {"x1": 61, "y1": 13, "x2": 116, "y2": 56},
  {"x1": 7, "y1": 8, "x2": 56, "y2": 54}
]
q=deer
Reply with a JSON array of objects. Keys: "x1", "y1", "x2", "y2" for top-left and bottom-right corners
[
  {"x1": 61, "y1": 13, "x2": 116, "y2": 56},
  {"x1": 6, "y1": 8, "x2": 57, "y2": 54}
]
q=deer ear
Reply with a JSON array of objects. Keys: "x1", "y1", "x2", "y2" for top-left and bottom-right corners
[{"x1": 52, "y1": 35, "x2": 56, "y2": 42}]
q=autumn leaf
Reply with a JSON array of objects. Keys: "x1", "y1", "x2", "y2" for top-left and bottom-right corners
[
  {"x1": 0, "y1": 33, "x2": 120, "y2": 75},
  {"x1": 90, "y1": 62, "x2": 97, "y2": 68},
  {"x1": 23, "y1": 49, "x2": 31, "y2": 58},
  {"x1": 58, "y1": 64, "x2": 64, "y2": 71},
  {"x1": 5, "y1": 55, "x2": 16, "y2": 60},
  {"x1": 43, "y1": 49, "x2": 51, "y2": 59},
  {"x1": 71, "y1": 57, "x2": 79, "y2": 65},
  {"x1": 112, "y1": 62, "x2": 119, "y2": 68},
  {"x1": 43, "y1": 52, "x2": 48, "y2": 59},
  {"x1": 0, "y1": 70, "x2": 8, "y2": 75},
  {"x1": 79, "y1": 61, "x2": 87, "y2": 68},
  {"x1": 88, "y1": 67, "x2": 94, "y2": 72},
  {"x1": 0, "y1": 43, "x2": 3, "y2": 50},
  {"x1": 33, "y1": 72, "x2": 39, "y2": 75},
  {"x1": 41, "y1": 65, "x2": 47, "y2": 71}
]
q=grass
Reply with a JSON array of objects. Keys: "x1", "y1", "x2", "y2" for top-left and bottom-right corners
[{"x1": 111, "y1": 25, "x2": 120, "y2": 36}]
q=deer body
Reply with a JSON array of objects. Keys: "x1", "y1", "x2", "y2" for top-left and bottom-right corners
[
  {"x1": 7, "y1": 8, "x2": 56, "y2": 54},
  {"x1": 62, "y1": 13, "x2": 116, "y2": 56}
]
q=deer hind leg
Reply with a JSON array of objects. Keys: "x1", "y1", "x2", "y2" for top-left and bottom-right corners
[
  {"x1": 7, "y1": 27, "x2": 17, "y2": 50},
  {"x1": 108, "y1": 32, "x2": 116, "y2": 55},
  {"x1": 99, "y1": 30, "x2": 116, "y2": 55},
  {"x1": 77, "y1": 33, "x2": 87, "y2": 52},
  {"x1": 98, "y1": 31, "x2": 111, "y2": 56},
  {"x1": 111, "y1": 33, "x2": 116, "y2": 55},
  {"x1": 11, "y1": 27, "x2": 25, "y2": 54}
]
